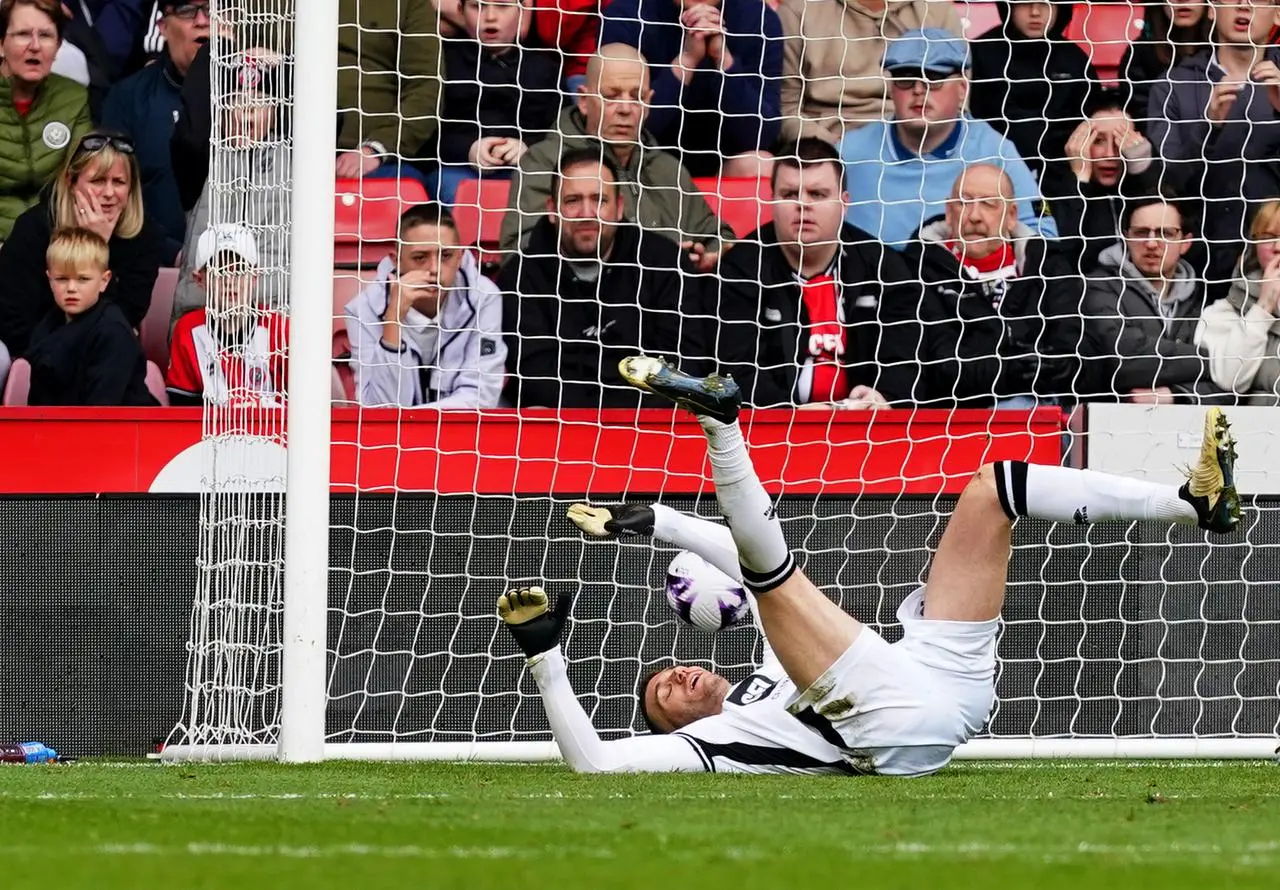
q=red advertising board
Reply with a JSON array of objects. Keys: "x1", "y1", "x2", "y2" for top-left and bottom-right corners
[{"x1": 0, "y1": 407, "x2": 1063, "y2": 495}]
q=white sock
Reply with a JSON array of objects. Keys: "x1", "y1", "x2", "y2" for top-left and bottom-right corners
[
  {"x1": 651, "y1": 504, "x2": 742, "y2": 583},
  {"x1": 994, "y1": 462, "x2": 1197, "y2": 525},
  {"x1": 698, "y1": 417, "x2": 795, "y2": 592}
]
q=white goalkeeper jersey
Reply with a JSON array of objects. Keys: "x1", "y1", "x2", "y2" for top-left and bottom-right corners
[
  {"x1": 527, "y1": 647, "x2": 857, "y2": 777},
  {"x1": 672, "y1": 657, "x2": 861, "y2": 776}
]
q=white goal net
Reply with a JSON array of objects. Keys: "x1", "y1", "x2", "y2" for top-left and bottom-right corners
[{"x1": 165, "y1": 0, "x2": 1280, "y2": 762}]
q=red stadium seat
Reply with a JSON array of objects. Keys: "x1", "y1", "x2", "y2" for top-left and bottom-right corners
[
  {"x1": 1066, "y1": 3, "x2": 1142, "y2": 83},
  {"x1": 452, "y1": 178, "x2": 510, "y2": 245},
  {"x1": 3, "y1": 358, "x2": 30, "y2": 405},
  {"x1": 957, "y1": 1, "x2": 1002, "y2": 38},
  {"x1": 144, "y1": 361, "x2": 169, "y2": 406},
  {"x1": 333, "y1": 177, "x2": 429, "y2": 269},
  {"x1": 332, "y1": 267, "x2": 378, "y2": 360},
  {"x1": 140, "y1": 266, "x2": 179, "y2": 369},
  {"x1": 693, "y1": 176, "x2": 774, "y2": 239}
]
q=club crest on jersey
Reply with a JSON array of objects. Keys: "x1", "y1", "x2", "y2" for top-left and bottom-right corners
[{"x1": 727, "y1": 674, "x2": 778, "y2": 706}]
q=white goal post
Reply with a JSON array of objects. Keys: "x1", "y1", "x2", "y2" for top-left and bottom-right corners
[{"x1": 162, "y1": 0, "x2": 1280, "y2": 764}]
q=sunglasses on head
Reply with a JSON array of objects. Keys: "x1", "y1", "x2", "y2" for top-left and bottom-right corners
[{"x1": 75, "y1": 135, "x2": 136, "y2": 156}]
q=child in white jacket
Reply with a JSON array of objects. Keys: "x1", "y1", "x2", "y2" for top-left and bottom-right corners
[
  {"x1": 1195, "y1": 201, "x2": 1280, "y2": 405},
  {"x1": 345, "y1": 203, "x2": 506, "y2": 408}
]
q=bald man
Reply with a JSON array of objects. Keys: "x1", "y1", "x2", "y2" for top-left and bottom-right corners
[
  {"x1": 499, "y1": 43, "x2": 733, "y2": 269},
  {"x1": 904, "y1": 163, "x2": 1090, "y2": 408}
]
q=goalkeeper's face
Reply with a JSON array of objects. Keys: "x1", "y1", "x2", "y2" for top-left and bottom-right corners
[{"x1": 642, "y1": 665, "x2": 732, "y2": 733}]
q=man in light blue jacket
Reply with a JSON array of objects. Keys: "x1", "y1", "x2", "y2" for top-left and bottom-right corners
[
  {"x1": 839, "y1": 28, "x2": 1056, "y2": 250},
  {"x1": 345, "y1": 203, "x2": 506, "y2": 408}
]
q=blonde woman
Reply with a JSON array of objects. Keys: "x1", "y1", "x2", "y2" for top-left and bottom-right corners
[
  {"x1": 0, "y1": 130, "x2": 165, "y2": 358},
  {"x1": 1195, "y1": 202, "x2": 1280, "y2": 405}
]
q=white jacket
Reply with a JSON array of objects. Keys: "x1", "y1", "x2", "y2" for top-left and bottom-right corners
[{"x1": 344, "y1": 251, "x2": 506, "y2": 408}]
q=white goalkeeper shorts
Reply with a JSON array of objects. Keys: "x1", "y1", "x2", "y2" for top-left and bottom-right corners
[{"x1": 785, "y1": 587, "x2": 998, "y2": 777}]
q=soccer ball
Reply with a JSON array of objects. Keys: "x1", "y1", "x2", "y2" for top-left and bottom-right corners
[{"x1": 664, "y1": 550, "x2": 750, "y2": 632}]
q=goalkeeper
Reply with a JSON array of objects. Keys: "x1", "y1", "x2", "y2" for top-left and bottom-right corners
[{"x1": 499, "y1": 358, "x2": 1241, "y2": 776}]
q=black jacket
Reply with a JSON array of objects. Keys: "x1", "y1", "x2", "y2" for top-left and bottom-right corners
[
  {"x1": 432, "y1": 38, "x2": 562, "y2": 165},
  {"x1": 0, "y1": 197, "x2": 164, "y2": 357},
  {"x1": 713, "y1": 222, "x2": 924, "y2": 406},
  {"x1": 905, "y1": 218, "x2": 1090, "y2": 406},
  {"x1": 970, "y1": 2, "x2": 1098, "y2": 174},
  {"x1": 1117, "y1": 30, "x2": 1209, "y2": 133},
  {"x1": 498, "y1": 220, "x2": 711, "y2": 409},
  {"x1": 25, "y1": 299, "x2": 157, "y2": 406},
  {"x1": 171, "y1": 40, "x2": 212, "y2": 212}
]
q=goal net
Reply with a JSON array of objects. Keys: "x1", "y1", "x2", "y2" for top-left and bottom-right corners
[{"x1": 164, "y1": 0, "x2": 1280, "y2": 762}]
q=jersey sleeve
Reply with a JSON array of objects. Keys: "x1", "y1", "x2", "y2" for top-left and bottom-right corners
[
  {"x1": 166, "y1": 317, "x2": 203, "y2": 398},
  {"x1": 527, "y1": 648, "x2": 709, "y2": 774}
]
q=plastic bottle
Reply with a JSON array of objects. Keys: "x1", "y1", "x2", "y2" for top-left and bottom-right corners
[{"x1": 0, "y1": 742, "x2": 58, "y2": 764}]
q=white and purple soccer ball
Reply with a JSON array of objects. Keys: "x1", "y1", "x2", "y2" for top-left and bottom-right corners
[{"x1": 664, "y1": 550, "x2": 750, "y2": 632}]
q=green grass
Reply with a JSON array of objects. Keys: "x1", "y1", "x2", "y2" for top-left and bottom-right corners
[{"x1": 1, "y1": 761, "x2": 1278, "y2": 889}]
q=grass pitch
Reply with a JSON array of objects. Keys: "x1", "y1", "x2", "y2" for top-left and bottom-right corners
[{"x1": 1, "y1": 761, "x2": 1277, "y2": 889}]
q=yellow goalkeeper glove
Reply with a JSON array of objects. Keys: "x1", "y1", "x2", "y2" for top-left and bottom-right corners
[{"x1": 497, "y1": 586, "x2": 572, "y2": 658}]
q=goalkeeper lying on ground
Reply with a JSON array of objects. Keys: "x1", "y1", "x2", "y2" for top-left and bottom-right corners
[{"x1": 499, "y1": 358, "x2": 1242, "y2": 776}]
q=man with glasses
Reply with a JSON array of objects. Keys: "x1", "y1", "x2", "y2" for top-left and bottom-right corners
[
  {"x1": 102, "y1": 1, "x2": 209, "y2": 262},
  {"x1": 839, "y1": 28, "x2": 1056, "y2": 251},
  {"x1": 1083, "y1": 193, "x2": 1228, "y2": 404}
]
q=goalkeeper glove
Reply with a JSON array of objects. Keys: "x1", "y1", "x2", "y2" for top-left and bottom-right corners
[
  {"x1": 566, "y1": 503, "x2": 655, "y2": 538},
  {"x1": 497, "y1": 586, "x2": 572, "y2": 658}
]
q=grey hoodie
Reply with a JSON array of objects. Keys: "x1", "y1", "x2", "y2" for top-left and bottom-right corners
[
  {"x1": 344, "y1": 251, "x2": 506, "y2": 408},
  {"x1": 1083, "y1": 242, "x2": 1226, "y2": 399},
  {"x1": 1194, "y1": 246, "x2": 1280, "y2": 404}
]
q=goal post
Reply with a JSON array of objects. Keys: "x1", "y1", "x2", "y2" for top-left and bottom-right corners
[{"x1": 163, "y1": 0, "x2": 1280, "y2": 764}]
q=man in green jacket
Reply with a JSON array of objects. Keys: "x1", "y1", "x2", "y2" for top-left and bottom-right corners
[
  {"x1": 335, "y1": 0, "x2": 441, "y2": 181},
  {"x1": 499, "y1": 43, "x2": 732, "y2": 270}
]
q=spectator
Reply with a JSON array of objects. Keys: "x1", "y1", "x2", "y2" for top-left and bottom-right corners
[
  {"x1": 1083, "y1": 194, "x2": 1226, "y2": 404},
  {"x1": 840, "y1": 28, "x2": 1055, "y2": 249},
  {"x1": 1041, "y1": 96, "x2": 1163, "y2": 273},
  {"x1": 172, "y1": 50, "x2": 290, "y2": 321},
  {"x1": 71, "y1": 1, "x2": 149, "y2": 76},
  {"x1": 0, "y1": 130, "x2": 163, "y2": 359},
  {"x1": 345, "y1": 203, "x2": 506, "y2": 408},
  {"x1": 102, "y1": 0, "x2": 208, "y2": 263},
  {"x1": 969, "y1": 1, "x2": 1099, "y2": 179},
  {"x1": 1147, "y1": 0, "x2": 1280, "y2": 287},
  {"x1": 0, "y1": 0, "x2": 92, "y2": 242},
  {"x1": 336, "y1": 0, "x2": 440, "y2": 189},
  {"x1": 58, "y1": 1, "x2": 147, "y2": 115},
  {"x1": 435, "y1": 0, "x2": 599, "y2": 91},
  {"x1": 500, "y1": 42, "x2": 732, "y2": 267},
  {"x1": 428, "y1": 0, "x2": 562, "y2": 206},
  {"x1": 1119, "y1": 0, "x2": 1210, "y2": 131},
  {"x1": 25, "y1": 226, "x2": 156, "y2": 406},
  {"x1": 776, "y1": 0, "x2": 961, "y2": 144},
  {"x1": 1194, "y1": 200, "x2": 1280, "y2": 403},
  {"x1": 906, "y1": 164, "x2": 1087, "y2": 409},
  {"x1": 715, "y1": 137, "x2": 922, "y2": 408},
  {"x1": 601, "y1": 0, "x2": 782, "y2": 177},
  {"x1": 167, "y1": 223, "x2": 287, "y2": 406},
  {"x1": 498, "y1": 147, "x2": 709, "y2": 408}
]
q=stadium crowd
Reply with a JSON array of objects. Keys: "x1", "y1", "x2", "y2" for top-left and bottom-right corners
[{"x1": 0, "y1": 0, "x2": 1279, "y2": 411}]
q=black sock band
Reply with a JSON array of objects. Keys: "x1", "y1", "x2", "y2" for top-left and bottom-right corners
[
  {"x1": 993, "y1": 461, "x2": 1029, "y2": 522},
  {"x1": 740, "y1": 554, "x2": 797, "y2": 594}
]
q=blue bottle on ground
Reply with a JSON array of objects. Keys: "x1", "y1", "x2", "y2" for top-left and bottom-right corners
[{"x1": 0, "y1": 742, "x2": 58, "y2": 763}]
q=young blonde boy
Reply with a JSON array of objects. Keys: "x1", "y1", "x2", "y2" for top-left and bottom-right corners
[{"x1": 24, "y1": 227, "x2": 156, "y2": 406}]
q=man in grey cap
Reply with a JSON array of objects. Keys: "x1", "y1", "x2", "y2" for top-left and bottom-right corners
[{"x1": 837, "y1": 27, "x2": 1056, "y2": 250}]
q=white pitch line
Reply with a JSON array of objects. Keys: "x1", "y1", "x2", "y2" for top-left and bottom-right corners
[{"x1": 0, "y1": 840, "x2": 1275, "y2": 866}]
